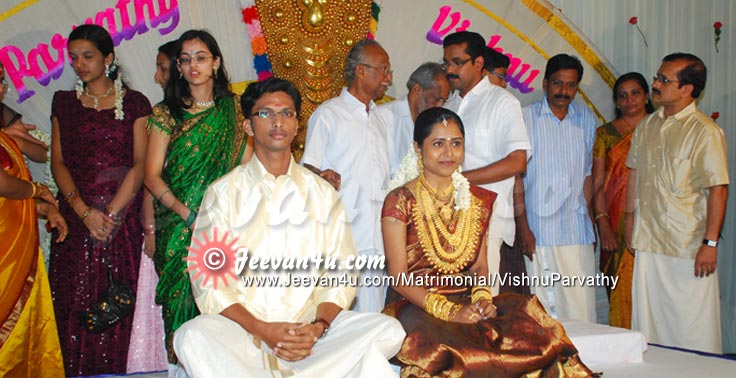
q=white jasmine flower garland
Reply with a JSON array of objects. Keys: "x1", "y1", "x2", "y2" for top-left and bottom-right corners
[{"x1": 387, "y1": 146, "x2": 471, "y2": 211}]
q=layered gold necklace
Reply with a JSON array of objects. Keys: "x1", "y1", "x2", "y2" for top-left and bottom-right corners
[{"x1": 412, "y1": 174, "x2": 483, "y2": 274}]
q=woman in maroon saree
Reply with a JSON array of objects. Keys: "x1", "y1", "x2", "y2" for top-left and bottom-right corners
[
  {"x1": 382, "y1": 107, "x2": 592, "y2": 378},
  {"x1": 49, "y1": 25, "x2": 151, "y2": 376}
]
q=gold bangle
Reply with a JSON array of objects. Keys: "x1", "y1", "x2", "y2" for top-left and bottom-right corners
[
  {"x1": 594, "y1": 213, "x2": 609, "y2": 222},
  {"x1": 81, "y1": 207, "x2": 92, "y2": 219},
  {"x1": 471, "y1": 286, "x2": 492, "y2": 304},
  {"x1": 29, "y1": 181, "x2": 38, "y2": 198}
]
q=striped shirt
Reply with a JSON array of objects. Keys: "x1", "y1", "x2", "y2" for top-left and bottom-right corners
[{"x1": 522, "y1": 98, "x2": 597, "y2": 246}]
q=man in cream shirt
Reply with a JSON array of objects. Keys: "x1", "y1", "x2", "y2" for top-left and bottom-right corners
[{"x1": 174, "y1": 78, "x2": 404, "y2": 377}]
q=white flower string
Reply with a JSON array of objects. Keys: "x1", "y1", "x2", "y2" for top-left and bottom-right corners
[
  {"x1": 75, "y1": 78, "x2": 84, "y2": 99},
  {"x1": 387, "y1": 146, "x2": 471, "y2": 211},
  {"x1": 113, "y1": 64, "x2": 124, "y2": 120}
]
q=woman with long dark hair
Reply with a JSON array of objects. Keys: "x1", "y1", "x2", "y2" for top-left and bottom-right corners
[
  {"x1": 144, "y1": 29, "x2": 252, "y2": 365},
  {"x1": 49, "y1": 24, "x2": 151, "y2": 375}
]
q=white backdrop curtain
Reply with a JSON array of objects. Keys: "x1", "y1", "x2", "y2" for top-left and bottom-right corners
[{"x1": 1, "y1": 0, "x2": 734, "y2": 353}]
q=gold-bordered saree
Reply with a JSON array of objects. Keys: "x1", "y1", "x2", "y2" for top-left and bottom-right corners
[
  {"x1": 147, "y1": 95, "x2": 247, "y2": 362},
  {"x1": 382, "y1": 185, "x2": 593, "y2": 378},
  {"x1": 0, "y1": 131, "x2": 64, "y2": 377}
]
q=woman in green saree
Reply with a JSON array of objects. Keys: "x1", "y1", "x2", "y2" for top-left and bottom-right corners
[{"x1": 144, "y1": 29, "x2": 253, "y2": 364}]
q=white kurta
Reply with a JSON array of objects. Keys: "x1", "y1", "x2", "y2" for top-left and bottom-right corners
[
  {"x1": 377, "y1": 95, "x2": 414, "y2": 177},
  {"x1": 445, "y1": 80, "x2": 531, "y2": 294},
  {"x1": 301, "y1": 87, "x2": 391, "y2": 312},
  {"x1": 175, "y1": 157, "x2": 404, "y2": 377}
]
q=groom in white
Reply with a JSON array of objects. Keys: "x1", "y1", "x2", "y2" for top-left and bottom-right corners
[{"x1": 174, "y1": 78, "x2": 404, "y2": 377}]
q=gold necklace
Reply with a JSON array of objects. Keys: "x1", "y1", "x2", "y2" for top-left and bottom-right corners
[
  {"x1": 84, "y1": 86, "x2": 114, "y2": 109},
  {"x1": 412, "y1": 174, "x2": 484, "y2": 274},
  {"x1": 418, "y1": 175, "x2": 454, "y2": 222}
]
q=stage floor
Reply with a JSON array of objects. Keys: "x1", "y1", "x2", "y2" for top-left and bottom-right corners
[
  {"x1": 97, "y1": 344, "x2": 736, "y2": 378},
  {"x1": 589, "y1": 345, "x2": 736, "y2": 377}
]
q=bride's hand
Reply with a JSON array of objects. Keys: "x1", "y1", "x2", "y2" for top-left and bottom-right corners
[{"x1": 451, "y1": 304, "x2": 483, "y2": 324}]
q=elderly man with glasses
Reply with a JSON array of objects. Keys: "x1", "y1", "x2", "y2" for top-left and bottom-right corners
[
  {"x1": 521, "y1": 53, "x2": 599, "y2": 323},
  {"x1": 624, "y1": 53, "x2": 728, "y2": 354},
  {"x1": 441, "y1": 31, "x2": 531, "y2": 296},
  {"x1": 301, "y1": 39, "x2": 393, "y2": 313}
]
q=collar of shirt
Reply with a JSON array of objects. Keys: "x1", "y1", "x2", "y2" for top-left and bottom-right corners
[
  {"x1": 340, "y1": 87, "x2": 377, "y2": 116},
  {"x1": 656, "y1": 100, "x2": 697, "y2": 122},
  {"x1": 462, "y1": 77, "x2": 492, "y2": 101},
  {"x1": 540, "y1": 96, "x2": 581, "y2": 120},
  {"x1": 395, "y1": 95, "x2": 411, "y2": 117},
  {"x1": 245, "y1": 154, "x2": 308, "y2": 203}
]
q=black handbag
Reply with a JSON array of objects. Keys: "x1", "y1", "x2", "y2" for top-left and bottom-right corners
[{"x1": 82, "y1": 266, "x2": 136, "y2": 333}]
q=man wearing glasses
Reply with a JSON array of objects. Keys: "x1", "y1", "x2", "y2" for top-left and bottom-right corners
[
  {"x1": 441, "y1": 31, "x2": 531, "y2": 296},
  {"x1": 521, "y1": 54, "x2": 598, "y2": 323},
  {"x1": 302, "y1": 39, "x2": 393, "y2": 313},
  {"x1": 625, "y1": 53, "x2": 728, "y2": 354},
  {"x1": 378, "y1": 62, "x2": 450, "y2": 176},
  {"x1": 175, "y1": 78, "x2": 404, "y2": 376}
]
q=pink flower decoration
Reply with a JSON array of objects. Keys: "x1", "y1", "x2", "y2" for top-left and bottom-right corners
[{"x1": 246, "y1": 19, "x2": 263, "y2": 38}]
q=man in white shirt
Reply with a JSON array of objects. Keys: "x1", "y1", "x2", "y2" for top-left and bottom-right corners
[
  {"x1": 442, "y1": 31, "x2": 531, "y2": 295},
  {"x1": 174, "y1": 78, "x2": 405, "y2": 377},
  {"x1": 379, "y1": 62, "x2": 450, "y2": 176},
  {"x1": 301, "y1": 39, "x2": 393, "y2": 312}
]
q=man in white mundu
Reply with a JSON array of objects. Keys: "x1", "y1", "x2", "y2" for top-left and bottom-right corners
[
  {"x1": 301, "y1": 39, "x2": 393, "y2": 312},
  {"x1": 174, "y1": 78, "x2": 405, "y2": 377},
  {"x1": 626, "y1": 53, "x2": 729, "y2": 354}
]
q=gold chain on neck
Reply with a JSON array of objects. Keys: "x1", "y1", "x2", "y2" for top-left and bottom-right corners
[{"x1": 412, "y1": 174, "x2": 484, "y2": 274}]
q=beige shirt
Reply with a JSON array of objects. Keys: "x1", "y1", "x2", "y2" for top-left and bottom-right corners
[
  {"x1": 189, "y1": 156, "x2": 358, "y2": 322},
  {"x1": 627, "y1": 102, "x2": 729, "y2": 259}
]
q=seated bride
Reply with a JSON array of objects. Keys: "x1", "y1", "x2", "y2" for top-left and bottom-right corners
[{"x1": 381, "y1": 107, "x2": 594, "y2": 377}]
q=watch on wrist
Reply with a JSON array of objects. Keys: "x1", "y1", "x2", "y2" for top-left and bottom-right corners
[
  {"x1": 311, "y1": 317, "x2": 331, "y2": 337},
  {"x1": 703, "y1": 239, "x2": 718, "y2": 247}
]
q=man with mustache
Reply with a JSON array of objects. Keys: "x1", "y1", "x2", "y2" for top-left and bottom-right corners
[
  {"x1": 302, "y1": 39, "x2": 393, "y2": 312},
  {"x1": 624, "y1": 53, "x2": 728, "y2": 353},
  {"x1": 521, "y1": 53, "x2": 598, "y2": 322},
  {"x1": 441, "y1": 31, "x2": 531, "y2": 296}
]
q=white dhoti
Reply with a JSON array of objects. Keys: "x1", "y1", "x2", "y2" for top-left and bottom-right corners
[
  {"x1": 174, "y1": 311, "x2": 405, "y2": 378},
  {"x1": 486, "y1": 237, "x2": 504, "y2": 296},
  {"x1": 632, "y1": 250, "x2": 722, "y2": 354},
  {"x1": 524, "y1": 244, "x2": 597, "y2": 322},
  {"x1": 352, "y1": 248, "x2": 387, "y2": 313}
]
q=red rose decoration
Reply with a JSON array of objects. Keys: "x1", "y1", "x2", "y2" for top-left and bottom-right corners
[
  {"x1": 714, "y1": 21, "x2": 723, "y2": 53},
  {"x1": 629, "y1": 16, "x2": 648, "y2": 47},
  {"x1": 711, "y1": 112, "x2": 720, "y2": 120}
]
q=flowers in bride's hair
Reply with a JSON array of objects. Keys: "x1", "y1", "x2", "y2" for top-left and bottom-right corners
[
  {"x1": 113, "y1": 67, "x2": 124, "y2": 120},
  {"x1": 629, "y1": 16, "x2": 649, "y2": 48},
  {"x1": 714, "y1": 21, "x2": 723, "y2": 53},
  {"x1": 451, "y1": 169, "x2": 470, "y2": 211},
  {"x1": 387, "y1": 146, "x2": 419, "y2": 193}
]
